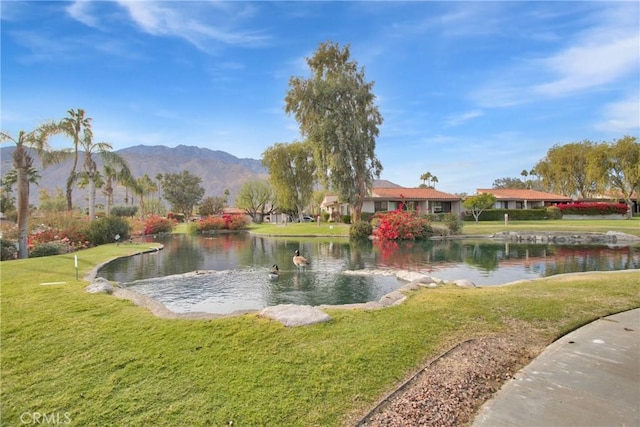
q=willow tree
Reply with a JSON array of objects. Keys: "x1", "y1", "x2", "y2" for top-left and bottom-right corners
[
  {"x1": 591, "y1": 135, "x2": 640, "y2": 217},
  {"x1": 534, "y1": 141, "x2": 601, "y2": 198},
  {"x1": 60, "y1": 108, "x2": 92, "y2": 211},
  {"x1": 262, "y1": 141, "x2": 316, "y2": 221},
  {"x1": 285, "y1": 41, "x2": 383, "y2": 223},
  {"x1": 0, "y1": 123, "x2": 58, "y2": 258}
]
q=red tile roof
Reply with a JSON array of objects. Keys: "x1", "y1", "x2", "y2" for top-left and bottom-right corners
[
  {"x1": 370, "y1": 187, "x2": 460, "y2": 200},
  {"x1": 476, "y1": 189, "x2": 572, "y2": 201}
]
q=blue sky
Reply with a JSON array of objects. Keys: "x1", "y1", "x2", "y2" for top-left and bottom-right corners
[{"x1": 2, "y1": 1, "x2": 639, "y2": 195}]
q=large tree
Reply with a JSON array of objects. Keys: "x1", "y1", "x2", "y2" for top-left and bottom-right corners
[
  {"x1": 161, "y1": 171, "x2": 205, "y2": 219},
  {"x1": 590, "y1": 136, "x2": 640, "y2": 217},
  {"x1": 534, "y1": 141, "x2": 602, "y2": 198},
  {"x1": 262, "y1": 141, "x2": 316, "y2": 221},
  {"x1": 235, "y1": 180, "x2": 273, "y2": 221},
  {"x1": 59, "y1": 108, "x2": 92, "y2": 211},
  {"x1": 285, "y1": 41, "x2": 383, "y2": 222},
  {"x1": 0, "y1": 124, "x2": 58, "y2": 258}
]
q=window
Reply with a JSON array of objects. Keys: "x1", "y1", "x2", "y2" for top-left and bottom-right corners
[{"x1": 374, "y1": 201, "x2": 388, "y2": 212}]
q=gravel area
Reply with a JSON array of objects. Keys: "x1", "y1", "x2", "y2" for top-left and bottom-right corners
[{"x1": 356, "y1": 323, "x2": 544, "y2": 427}]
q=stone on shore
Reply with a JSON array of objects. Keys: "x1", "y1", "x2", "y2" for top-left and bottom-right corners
[
  {"x1": 85, "y1": 277, "x2": 115, "y2": 294},
  {"x1": 260, "y1": 304, "x2": 332, "y2": 327}
]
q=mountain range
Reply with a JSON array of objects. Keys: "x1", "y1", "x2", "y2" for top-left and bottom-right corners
[{"x1": 0, "y1": 144, "x2": 268, "y2": 209}]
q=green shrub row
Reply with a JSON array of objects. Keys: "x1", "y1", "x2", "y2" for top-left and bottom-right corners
[{"x1": 462, "y1": 208, "x2": 550, "y2": 221}]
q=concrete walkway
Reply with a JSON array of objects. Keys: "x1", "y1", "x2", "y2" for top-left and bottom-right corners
[{"x1": 473, "y1": 308, "x2": 640, "y2": 427}]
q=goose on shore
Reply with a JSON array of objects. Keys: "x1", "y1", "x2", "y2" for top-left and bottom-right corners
[
  {"x1": 269, "y1": 264, "x2": 279, "y2": 280},
  {"x1": 293, "y1": 250, "x2": 309, "y2": 270}
]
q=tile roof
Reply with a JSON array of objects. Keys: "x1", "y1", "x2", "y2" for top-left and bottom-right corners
[
  {"x1": 370, "y1": 187, "x2": 460, "y2": 200},
  {"x1": 476, "y1": 188, "x2": 572, "y2": 201}
]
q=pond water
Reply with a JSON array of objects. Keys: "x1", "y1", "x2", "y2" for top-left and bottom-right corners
[{"x1": 98, "y1": 233, "x2": 640, "y2": 315}]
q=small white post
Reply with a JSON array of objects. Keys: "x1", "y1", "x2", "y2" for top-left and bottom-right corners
[{"x1": 74, "y1": 255, "x2": 78, "y2": 281}]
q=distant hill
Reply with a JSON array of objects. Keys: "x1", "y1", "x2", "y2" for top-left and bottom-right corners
[{"x1": 0, "y1": 144, "x2": 268, "y2": 208}]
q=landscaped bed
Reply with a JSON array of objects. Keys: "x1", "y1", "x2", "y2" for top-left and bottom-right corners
[{"x1": 2, "y1": 235, "x2": 639, "y2": 425}]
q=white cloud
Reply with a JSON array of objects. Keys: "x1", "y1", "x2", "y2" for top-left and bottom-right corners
[
  {"x1": 66, "y1": 1, "x2": 100, "y2": 28},
  {"x1": 595, "y1": 97, "x2": 640, "y2": 134},
  {"x1": 114, "y1": 1, "x2": 270, "y2": 51},
  {"x1": 445, "y1": 110, "x2": 484, "y2": 128},
  {"x1": 471, "y1": 3, "x2": 639, "y2": 107},
  {"x1": 534, "y1": 35, "x2": 639, "y2": 97}
]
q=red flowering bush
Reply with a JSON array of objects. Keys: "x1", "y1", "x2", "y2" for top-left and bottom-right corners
[
  {"x1": 144, "y1": 215, "x2": 176, "y2": 235},
  {"x1": 28, "y1": 223, "x2": 90, "y2": 252},
  {"x1": 193, "y1": 214, "x2": 249, "y2": 233},
  {"x1": 223, "y1": 214, "x2": 249, "y2": 230},
  {"x1": 372, "y1": 208, "x2": 433, "y2": 240},
  {"x1": 196, "y1": 216, "x2": 226, "y2": 232},
  {"x1": 557, "y1": 202, "x2": 628, "y2": 216}
]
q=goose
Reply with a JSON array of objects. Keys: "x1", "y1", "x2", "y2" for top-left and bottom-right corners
[
  {"x1": 269, "y1": 264, "x2": 279, "y2": 280},
  {"x1": 293, "y1": 250, "x2": 309, "y2": 270}
]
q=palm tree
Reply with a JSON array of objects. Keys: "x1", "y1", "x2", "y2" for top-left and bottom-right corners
[
  {"x1": 420, "y1": 172, "x2": 432, "y2": 187},
  {"x1": 60, "y1": 108, "x2": 92, "y2": 211},
  {"x1": 0, "y1": 123, "x2": 58, "y2": 258},
  {"x1": 430, "y1": 175, "x2": 438, "y2": 189},
  {"x1": 102, "y1": 158, "x2": 134, "y2": 216},
  {"x1": 135, "y1": 174, "x2": 157, "y2": 218},
  {"x1": 76, "y1": 131, "x2": 124, "y2": 221}
]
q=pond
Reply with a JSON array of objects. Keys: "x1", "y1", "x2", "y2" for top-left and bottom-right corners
[{"x1": 98, "y1": 233, "x2": 640, "y2": 315}]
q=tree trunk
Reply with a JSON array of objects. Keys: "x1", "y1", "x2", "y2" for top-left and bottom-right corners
[
  {"x1": 14, "y1": 146, "x2": 31, "y2": 259},
  {"x1": 89, "y1": 176, "x2": 96, "y2": 221}
]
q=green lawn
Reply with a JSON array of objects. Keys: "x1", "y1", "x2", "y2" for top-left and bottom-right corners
[
  {"x1": 2, "y1": 222, "x2": 639, "y2": 426},
  {"x1": 461, "y1": 218, "x2": 640, "y2": 237}
]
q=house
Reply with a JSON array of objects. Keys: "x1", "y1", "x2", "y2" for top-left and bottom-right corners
[
  {"x1": 320, "y1": 184, "x2": 463, "y2": 218},
  {"x1": 476, "y1": 188, "x2": 573, "y2": 209}
]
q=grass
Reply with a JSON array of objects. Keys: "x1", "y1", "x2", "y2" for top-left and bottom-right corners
[
  {"x1": 2, "y1": 222, "x2": 639, "y2": 426},
  {"x1": 461, "y1": 218, "x2": 640, "y2": 237}
]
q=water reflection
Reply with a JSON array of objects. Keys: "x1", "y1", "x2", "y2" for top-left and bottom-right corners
[{"x1": 98, "y1": 233, "x2": 640, "y2": 314}]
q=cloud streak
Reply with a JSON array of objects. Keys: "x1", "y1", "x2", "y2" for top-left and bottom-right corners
[{"x1": 113, "y1": 1, "x2": 271, "y2": 51}]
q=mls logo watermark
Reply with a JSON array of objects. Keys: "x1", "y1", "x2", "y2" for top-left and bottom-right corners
[{"x1": 20, "y1": 412, "x2": 71, "y2": 425}]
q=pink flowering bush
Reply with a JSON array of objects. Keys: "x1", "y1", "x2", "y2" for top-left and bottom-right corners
[
  {"x1": 372, "y1": 208, "x2": 433, "y2": 240},
  {"x1": 144, "y1": 215, "x2": 176, "y2": 235},
  {"x1": 194, "y1": 214, "x2": 249, "y2": 232}
]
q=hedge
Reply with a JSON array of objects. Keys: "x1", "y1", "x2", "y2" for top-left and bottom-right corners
[{"x1": 462, "y1": 208, "x2": 549, "y2": 221}]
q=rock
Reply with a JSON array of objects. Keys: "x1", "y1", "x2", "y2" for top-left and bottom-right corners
[
  {"x1": 85, "y1": 277, "x2": 115, "y2": 294},
  {"x1": 454, "y1": 279, "x2": 476, "y2": 288},
  {"x1": 379, "y1": 291, "x2": 407, "y2": 306},
  {"x1": 396, "y1": 270, "x2": 430, "y2": 282},
  {"x1": 260, "y1": 304, "x2": 332, "y2": 327}
]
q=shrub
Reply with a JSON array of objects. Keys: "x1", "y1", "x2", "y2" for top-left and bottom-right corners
[
  {"x1": 373, "y1": 208, "x2": 433, "y2": 240},
  {"x1": 462, "y1": 208, "x2": 549, "y2": 221},
  {"x1": 442, "y1": 212, "x2": 463, "y2": 235},
  {"x1": 546, "y1": 206, "x2": 562, "y2": 219},
  {"x1": 341, "y1": 214, "x2": 352, "y2": 224},
  {"x1": 195, "y1": 216, "x2": 226, "y2": 232},
  {"x1": 1, "y1": 238, "x2": 17, "y2": 261},
  {"x1": 321, "y1": 212, "x2": 330, "y2": 222},
  {"x1": 350, "y1": 220, "x2": 373, "y2": 239},
  {"x1": 30, "y1": 242, "x2": 65, "y2": 258},
  {"x1": 111, "y1": 205, "x2": 139, "y2": 217},
  {"x1": 144, "y1": 215, "x2": 175, "y2": 235},
  {"x1": 86, "y1": 216, "x2": 131, "y2": 245},
  {"x1": 557, "y1": 202, "x2": 628, "y2": 216},
  {"x1": 224, "y1": 214, "x2": 250, "y2": 230},
  {"x1": 360, "y1": 212, "x2": 375, "y2": 223}
]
